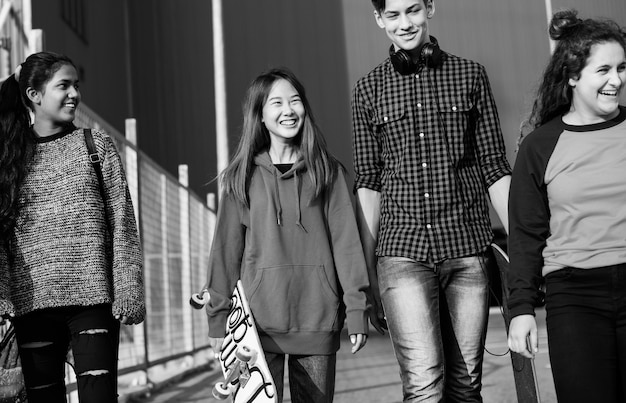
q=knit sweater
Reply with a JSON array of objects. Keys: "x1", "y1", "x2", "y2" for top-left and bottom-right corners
[{"x1": 0, "y1": 126, "x2": 145, "y2": 323}]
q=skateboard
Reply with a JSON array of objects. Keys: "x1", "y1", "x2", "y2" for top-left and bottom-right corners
[
  {"x1": 491, "y1": 243, "x2": 541, "y2": 403},
  {"x1": 190, "y1": 281, "x2": 277, "y2": 402}
]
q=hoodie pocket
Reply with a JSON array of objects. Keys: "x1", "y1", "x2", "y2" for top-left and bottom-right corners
[{"x1": 248, "y1": 265, "x2": 340, "y2": 333}]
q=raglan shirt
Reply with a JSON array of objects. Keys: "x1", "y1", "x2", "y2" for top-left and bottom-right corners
[{"x1": 508, "y1": 106, "x2": 626, "y2": 318}]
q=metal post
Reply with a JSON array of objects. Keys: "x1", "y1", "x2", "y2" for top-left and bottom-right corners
[
  {"x1": 178, "y1": 164, "x2": 194, "y2": 352},
  {"x1": 212, "y1": 0, "x2": 228, "y2": 198},
  {"x1": 545, "y1": 0, "x2": 555, "y2": 54}
]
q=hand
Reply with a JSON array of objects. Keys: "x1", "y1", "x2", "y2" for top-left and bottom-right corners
[
  {"x1": 208, "y1": 337, "x2": 225, "y2": 359},
  {"x1": 115, "y1": 315, "x2": 129, "y2": 325},
  {"x1": 508, "y1": 314, "x2": 538, "y2": 359},
  {"x1": 368, "y1": 286, "x2": 387, "y2": 335},
  {"x1": 115, "y1": 314, "x2": 141, "y2": 325},
  {"x1": 350, "y1": 333, "x2": 367, "y2": 354},
  {"x1": 0, "y1": 313, "x2": 14, "y2": 326}
]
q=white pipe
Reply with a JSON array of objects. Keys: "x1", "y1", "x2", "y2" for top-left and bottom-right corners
[
  {"x1": 545, "y1": 0, "x2": 555, "y2": 54},
  {"x1": 212, "y1": 0, "x2": 228, "y2": 198},
  {"x1": 0, "y1": 3, "x2": 13, "y2": 33}
]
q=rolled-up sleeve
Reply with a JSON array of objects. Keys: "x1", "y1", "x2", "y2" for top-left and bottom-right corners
[
  {"x1": 352, "y1": 81, "x2": 382, "y2": 193},
  {"x1": 473, "y1": 66, "x2": 512, "y2": 187}
]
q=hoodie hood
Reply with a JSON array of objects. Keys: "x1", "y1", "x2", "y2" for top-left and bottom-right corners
[{"x1": 253, "y1": 151, "x2": 307, "y2": 231}]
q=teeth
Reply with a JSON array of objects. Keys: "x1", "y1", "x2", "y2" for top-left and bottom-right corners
[{"x1": 281, "y1": 119, "x2": 296, "y2": 125}]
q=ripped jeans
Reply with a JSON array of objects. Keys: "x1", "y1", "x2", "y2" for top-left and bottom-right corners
[{"x1": 13, "y1": 304, "x2": 120, "y2": 403}]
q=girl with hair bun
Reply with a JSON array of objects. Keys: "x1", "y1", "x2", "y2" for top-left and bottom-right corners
[
  {"x1": 507, "y1": 9, "x2": 626, "y2": 403},
  {"x1": 0, "y1": 51, "x2": 144, "y2": 402}
]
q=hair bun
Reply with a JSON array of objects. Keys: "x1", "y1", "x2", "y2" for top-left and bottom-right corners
[{"x1": 549, "y1": 9, "x2": 582, "y2": 41}]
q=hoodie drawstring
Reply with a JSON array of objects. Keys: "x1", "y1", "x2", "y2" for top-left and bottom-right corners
[
  {"x1": 294, "y1": 171, "x2": 306, "y2": 233},
  {"x1": 273, "y1": 171, "x2": 283, "y2": 226}
]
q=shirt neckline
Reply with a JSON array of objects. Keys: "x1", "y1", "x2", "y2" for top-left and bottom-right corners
[
  {"x1": 561, "y1": 106, "x2": 626, "y2": 132},
  {"x1": 33, "y1": 124, "x2": 77, "y2": 143}
]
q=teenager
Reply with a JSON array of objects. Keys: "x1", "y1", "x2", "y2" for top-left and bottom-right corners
[
  {"x1": 206, "y1": 68, "x2": 370, "y2": 403},
  {"x1": 508, "y1": 9, "x2": 626, "y2": 403},
  {"x1": 351, "y1": 0, "x2": 511, "y2": 401},
  {"x1": 0, "y1": 51, "x2": 145, "y2": 402}
]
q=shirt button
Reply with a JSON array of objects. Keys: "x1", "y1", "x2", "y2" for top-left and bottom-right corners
[
  {"x1": 415, "y1": 74, "x2": 420, "y2": 79},
  {"x1": 422, "y1": 162, "x2": 427, "y2": 168},
  {"x1": 426, "y1": 224, "x2": 432, "y2": 229},
  {"x1": 419, "y1": 132, "x2": 425, "y2": 138},
  {"x1": 417, "y1": 103, "x2": 422, "y2": 108},
  {"x1": 383, "y1": 116, "x2": 389, "y2": 122},
  {"x1": 424, "y1": 193, "x2": 430, "y2": 198},
  {"x1": 452, "y1": 106, "x2": 458, "y2": 111}
]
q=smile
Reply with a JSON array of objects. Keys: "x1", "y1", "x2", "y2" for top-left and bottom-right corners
[
  {"x1": 599, "y1": 90, "x2": 618, "y2": 96},
  {"x1": 280, "y1": 119, "x2": 297, "y2": 126}
]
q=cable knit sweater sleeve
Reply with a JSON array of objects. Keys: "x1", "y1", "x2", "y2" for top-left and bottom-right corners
[
  {"x1": 326, "y1": 169, "x2": 370, "y2": 336},
  {"x1": 98, "y1": 131, "x2": 146, "y2": 324}
]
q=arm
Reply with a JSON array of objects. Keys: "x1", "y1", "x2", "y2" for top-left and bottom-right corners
[
  {"x1": 326, "y1": 171, "x2": 370, "y2": 339},
  {"x1": 472, "y1": 66, "x2": 513, "y2": 219},
  {"x1": 0, "y1": 247, "x2": 15, "y2": 321},
  {"x1": 101, "y1": 133, "x2": 145, "y2": 325},
  {"x1": 507, "y1": 135, "x2": 550, "y2": 319},
  {"x1": 205, "y1": 192, "x2": 245, "y2": 338},
  {"x1": 355, "y1": 187, "x2": 386, "y2": 334},
  {"x1": 351, "y1": 81, "x2": 386, "y2": 334},
  {"x1": 488, "y1": 175, "x2": 511, "y2": 234}
]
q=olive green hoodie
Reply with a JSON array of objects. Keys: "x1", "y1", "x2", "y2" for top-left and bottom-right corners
[{"x1": 206, "y1": 152, "x2": 370, "y2": 354}]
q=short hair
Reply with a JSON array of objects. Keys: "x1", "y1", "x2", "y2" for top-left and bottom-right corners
[{"x1": 371, "y1": 0, "x2": 432, "y2": 13}]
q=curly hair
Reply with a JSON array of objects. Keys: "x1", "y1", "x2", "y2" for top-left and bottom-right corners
[
  {"x1": 520, "y1": 9, "x2": 626, "y2": 140},
  {"x1": 0, "y1": 52, "x2": 75, "y2": 248}
]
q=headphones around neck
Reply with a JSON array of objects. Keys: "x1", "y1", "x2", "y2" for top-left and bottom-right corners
[{"x1": 389, "y1": 35, "x2": 443, "y2": 75}]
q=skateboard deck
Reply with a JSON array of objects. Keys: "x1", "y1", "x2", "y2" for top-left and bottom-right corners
[
  {"x1": 190, "y1": 281, "x2": 277, "y2": 402},
  {"x1": 491, "y1": 243, "x2": 541, "y2": 403}
]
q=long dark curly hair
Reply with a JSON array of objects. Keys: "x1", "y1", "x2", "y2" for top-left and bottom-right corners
[
  {"x1": 520, "y1": 9, "x2": 626, "y2": 142},
  {"x1": 0, "y1": 52, "x2": 76, "y2": 248}
]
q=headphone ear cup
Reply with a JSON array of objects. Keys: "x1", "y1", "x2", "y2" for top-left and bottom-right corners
[
  {"x1": 421, "y1": 42, "x2": 443, "y2": 69},
  {"x1": 389, "y1": 45, "x2": 416, "y2": 75}
]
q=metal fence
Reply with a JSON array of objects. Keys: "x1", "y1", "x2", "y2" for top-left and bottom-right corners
[{"x1": 72, "y1": 104, "x2": 216, "y2": 398}]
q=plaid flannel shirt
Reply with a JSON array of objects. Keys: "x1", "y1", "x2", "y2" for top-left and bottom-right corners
[{"x1": 351, "y1": 52, "x2": 511, "y2": 262}]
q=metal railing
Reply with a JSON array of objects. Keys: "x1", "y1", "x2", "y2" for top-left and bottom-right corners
[
  {"x1": 70, "y1": 104, "x2": 216, "y2": 400},
  {"x1": 1, "y1": 4, "x2": 217, "y2": 399}
]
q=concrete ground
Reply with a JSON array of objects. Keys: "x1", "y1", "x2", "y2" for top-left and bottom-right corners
[{"x1": 126, "y1": 308, "x2": 556, "y2": 403}]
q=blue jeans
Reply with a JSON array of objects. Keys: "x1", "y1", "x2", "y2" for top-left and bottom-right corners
[
  {"x1": 545, "y1": 264, "x2": 626, "y2": 403},
  {"x1": 378, "y1": 255, "x2": 489, "y2": 402},
  {"x1": 265, "y1": 352, "x2": 336, "y2": 403}
]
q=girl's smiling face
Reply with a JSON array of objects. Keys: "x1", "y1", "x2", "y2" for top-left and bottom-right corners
[
  {"x1": 262, "y1": 79, "x2": 305, "y2": 145},
  {"x1": 568, "y1": 41, "x2": 626, "y2": 123},
  {"x1": 30, "y1": 63, "x2": 80, "y2": 129}
]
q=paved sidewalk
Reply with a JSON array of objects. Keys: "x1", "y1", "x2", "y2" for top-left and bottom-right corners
[{"x1": 128, "y1": 308, "x2": 556, "y2": 403}]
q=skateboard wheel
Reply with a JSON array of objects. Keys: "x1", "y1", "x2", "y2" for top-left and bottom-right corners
[
  {"x1": 212, "y1": 382, "x2": 231, "y2": 400},
  {"x1": 189, "y1": 291, "x2": 210, "y2": 309},
  {"x1": 236, "y1": 345, "x2": 258, "y2": 365}
]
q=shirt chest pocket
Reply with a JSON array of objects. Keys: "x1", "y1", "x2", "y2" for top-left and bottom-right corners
[
  {"x1": 436, "y1": 98, "x2": 475, "y2": 162},
  {"x1": 372, "y1": 105, "x2": 410, "y2": 162}
]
